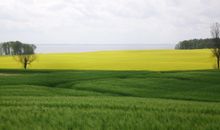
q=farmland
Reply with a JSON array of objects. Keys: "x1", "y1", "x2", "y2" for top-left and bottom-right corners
[
  {"x1": 0, "y1": 69, "x2": 220, "y2": 130},
  {"x1": 0, "y1": 49, "x2": 215, "y2": 71},
  {"x1": 0, "y1": 49, "x2": 220, "y2": 130}
]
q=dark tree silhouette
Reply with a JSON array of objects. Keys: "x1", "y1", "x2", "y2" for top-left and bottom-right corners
[
  {"x1": 211, "y1": 23, "x2": 220, "y2": 69},
  {"x1": 0, "y1": 41, "x2": 24, "y2": 55},
  {"x1": 175, "y1": 39, "x2": 215, "y2": 50}
]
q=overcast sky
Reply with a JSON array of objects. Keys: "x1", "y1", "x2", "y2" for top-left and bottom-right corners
[{"x1": 0, "y1": 0, "x2": 220, "y2": 44}]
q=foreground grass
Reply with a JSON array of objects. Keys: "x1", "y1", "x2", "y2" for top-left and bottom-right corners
[
  {"x1": 0, "y1": 49, "x2": 215, "y2": 71},
  {"x1": 1, "y1": 96, "x2": 220, "y2": 130},
  {"x1": 0, "y1": 70, "x2": 220, "y2": 130}
]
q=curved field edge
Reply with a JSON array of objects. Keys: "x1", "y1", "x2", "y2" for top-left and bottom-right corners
[
  {"x1": 0, "y1": 49, "x2": 216, "y2": 71},
  {"x1": 0, "y1": 69, "x2": 220, "y2": 102}
]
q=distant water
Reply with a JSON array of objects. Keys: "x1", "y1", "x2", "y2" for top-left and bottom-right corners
[{"x1": 36, "y1": 44, "x2": 175, "y2": 53}]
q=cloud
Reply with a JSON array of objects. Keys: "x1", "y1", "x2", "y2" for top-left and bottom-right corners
[{"x1": 0, "y1": 0, "x2": 220, "y2": 44}]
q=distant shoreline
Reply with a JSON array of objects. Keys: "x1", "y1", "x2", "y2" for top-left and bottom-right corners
[{"x1": 35, "y1": 44, "x2": 175, "y2": 53}]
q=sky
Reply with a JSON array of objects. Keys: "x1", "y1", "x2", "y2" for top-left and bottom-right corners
[{"x1": 0, "y1": 0, "x2": 220, "y2": 44}]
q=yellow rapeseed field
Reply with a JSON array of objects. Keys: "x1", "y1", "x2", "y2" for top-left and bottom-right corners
[{"x1": 0, "y1": 49, "x2": 216, "y2": 71}]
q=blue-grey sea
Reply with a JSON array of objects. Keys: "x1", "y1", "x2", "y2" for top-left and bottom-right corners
[{"x1": 36, "y1": 44, "x2": 175, "y2": 53}]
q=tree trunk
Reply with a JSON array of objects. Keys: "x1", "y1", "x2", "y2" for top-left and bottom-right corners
[
  {"x1": 218, "y1": 57, "x2": 220, "y2": 70},
  {"x1": 24, "y1": 57, "x2": 27, "y2": 70},
  {"x1": 24, "y1": 62, "x2": 27, "y2": 70}
]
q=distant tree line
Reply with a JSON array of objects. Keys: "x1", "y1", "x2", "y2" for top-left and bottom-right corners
[
  {"x1": 175, "y1": 39, "x2": 215, "y2": 49},
  {"x1": 0, "y1": 41, "x2": 36, "y2": 55}
]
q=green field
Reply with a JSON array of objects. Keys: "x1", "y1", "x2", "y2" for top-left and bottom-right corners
[
  {"x1": 0, "y1": 49, "x2": 215, "y2": 71},
  {"x1": 0, "y1": 69, "x2": 220, "y2": 130}
]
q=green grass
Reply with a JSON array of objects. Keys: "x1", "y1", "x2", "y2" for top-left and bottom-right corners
[
  {"x1": 0, "y1": 69, "x2": 220, "y2": 130},
  {"x1": 1, "y1": 96, "x2": 220, "y2": 130}
]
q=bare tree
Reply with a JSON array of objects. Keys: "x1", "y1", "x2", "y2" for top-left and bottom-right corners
[
  {"x1": 14, "y1": 55, "x2": 37, "y2": 70},
  {"x1": 211, "y1": 23, "x2": 220, "y2": 69},
  {"x1": 13, "y1": 44, "x2": 37, "y2": 70}
]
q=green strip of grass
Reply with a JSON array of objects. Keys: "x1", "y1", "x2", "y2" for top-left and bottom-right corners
[
  {"x1": 0, "y1": 96, "x2": 220, "y2": 130},
  {"x1": 0, "y1": 69, "x2": 220, "y2": 101}
]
